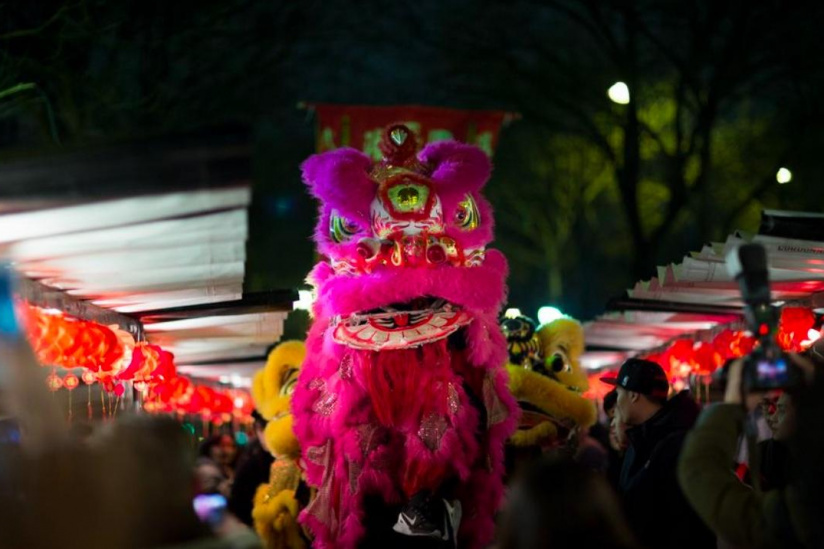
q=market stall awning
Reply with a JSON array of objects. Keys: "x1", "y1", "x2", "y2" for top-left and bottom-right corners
[
  {"x1": 0, "y1": 134, "x2": 294, "y2": 386},
  {"x1": 582, "y1": 210, "x2": 824, "y2": 370}
]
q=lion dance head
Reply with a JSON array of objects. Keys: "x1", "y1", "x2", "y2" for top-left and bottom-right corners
[
  {"x1": 251, "y1": 341, "x2": 307, "y2": 549},
  {"x1": 502, "y1": 314, "x2": 596, "y2": 449},
  {"x1": 292, "y1": 125, "x2": 517, "y2": 549}
]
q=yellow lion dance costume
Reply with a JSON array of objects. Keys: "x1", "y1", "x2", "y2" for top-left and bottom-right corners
[
  {"x1": 502, "y1": 314, "x2": 596, "y2": 450},
  {"x1": 251, "y1": 341, "x2": 307, "y2": 549}
]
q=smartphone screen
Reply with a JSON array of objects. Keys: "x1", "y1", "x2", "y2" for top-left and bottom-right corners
[
  {"x1": 756, "y1": 357, "x2": 789, "y2": 387},
  {"x1": 193, "y1": 493, "x2": 227, "y2": 525}
]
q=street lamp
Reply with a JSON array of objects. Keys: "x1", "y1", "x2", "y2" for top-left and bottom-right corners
[
  {"x1": 776, "y1": 167, "x2": 792, "y2": 184},
  {"x1": 607, "y1": 82, "x2": 630, "y2": 105}
]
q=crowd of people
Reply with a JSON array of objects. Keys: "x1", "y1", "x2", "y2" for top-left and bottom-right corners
[
  {"x1": 503, "y1": 351, "x2": 824, "y2": 549},
  {"x1": 2, "y1": 325, "x2": 824, "y2": 548}
]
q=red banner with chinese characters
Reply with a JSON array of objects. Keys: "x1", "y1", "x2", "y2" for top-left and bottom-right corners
[{"x1": 305, "y1": 103, "x2": 517, "y2": 157}]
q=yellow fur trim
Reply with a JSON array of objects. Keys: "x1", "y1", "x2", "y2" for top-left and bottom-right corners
[
  {"x1": 539, "y1": 317, "x2": 584, "y2": 355},
  {"x1": 507, "y1": 366, "x2": 597, "y2": 447},
  {"x1": 253, "y1": 341, "x2": 306, "y2": 420},
  {"x1": 253, "y1": 485, "x2": 305, "y2": 549},
  {"x1": 510, "y1": 420, "x2": 558, "y2": 447},
  {"x1": 253, "y1": 369, "x2": 274, "y2": 419},
  {"x1": 264, "y1": 415, "x2": 299, "y2": 460}
]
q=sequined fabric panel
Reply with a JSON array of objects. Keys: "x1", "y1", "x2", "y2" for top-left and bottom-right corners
[
  {"x1": 483, "y1": 374, "x2": 508, "y2": 426},
  {"x1": 418, "y1": 413, "x2": 449, "y2": 451}
]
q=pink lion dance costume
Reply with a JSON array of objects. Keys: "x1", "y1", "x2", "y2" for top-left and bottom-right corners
[{"x1": 293, "y1": 124, "x2": 517, "y2": 549}]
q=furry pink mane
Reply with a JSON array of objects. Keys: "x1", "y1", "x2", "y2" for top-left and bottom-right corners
[{"x1": 293, "y1": 127, "x2": 517, "y2": 549}]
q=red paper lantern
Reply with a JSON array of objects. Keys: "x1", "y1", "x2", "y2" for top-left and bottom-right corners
[
  {"x1": 150, "y1": 346, "x2": 177, "y2": 383},
  {"x1": 643, "y1": 352, "x2": 665, "y2": 368},
  {"x1": 778, "y1": 307, "x2": 816, "y2": 352},
  {"x1": 211, "y1": 391, "x2": 234, "y2": 416},
  {"x1": 188, "y1": 385, "x2": 216, "y2": 417},
  {"x1": 117, "y1": 343, "x2": 157, "y2": 383},
  {"x1": 712, "y1": 329, "x2": 737, "y2": 361},
  {"x1": 82, "y1": 370, "x2": 97, "y2": 385},
  {"x1": 45, "y1": 372, "x2": 63, "y2": 392},
  {"x1": 693, "y1": 342, "x2": 722, "y2": 375},
  {"x1": 24, "y1": 306, "x2": 132, "y2": 375},
  {"x1": 63, "y1": 373, "x2": 80, "y2": 391},
  {"x1": 664, "y1": 339, "x2": 695, "y2": 378},
  {"x1": 730, "y1": 331, "x2": 756, "y2": 357},
  {"x1": 583, "y1": 373, "x2": 615, "y2": 400}
]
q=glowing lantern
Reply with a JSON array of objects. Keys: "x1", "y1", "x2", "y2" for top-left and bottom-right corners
[
  {"x1": 188, "y1": 385, "x2": 217, "y2": 417},
  {"x1": 583, "y1": 373, "x2": 615, "y2": 400},
  {"x1": 82, "y1": 370, "x2": 97, "y2": 385},
  {"x1": 778, "y1": 307, "x2": 816, "y2": 352},
  {"x1": 644, "y1": 352, "x2": 664, "y2": 368},
  {"x1": 712, "y1": 329, "x2": 737, "y2": 361},
  {"x1": 63, "y1": 373, "x2": 80, "y2": 391},
  {"x1": 117, "y1": 343, "x2": 157, "y2": 383},
  {"x1": 693, "y1": 342, "x2": 722, "y2": 375},
  {"x1": 665, "y1": 339, "x2": 695, "y2": 378},
  {"x1": 212, "y1": 392, "x2": 234, "y2": 416},
  {"x1": 730, "y1": 332, "x2": 756, "y2": 357},
  {"x1": 150, "y1": 346, "x2": 177, "y2": 383},
  {"x1": 45, "y1": 372, "x2": 63, "y2": 391},
  {"x1": 23, "y1": 306, "x2": 131, "y2": 374}
]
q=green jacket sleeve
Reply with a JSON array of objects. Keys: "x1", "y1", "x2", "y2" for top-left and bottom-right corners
[{"x1": 677, "y1": 404, "x2": 779, "y2": 549}]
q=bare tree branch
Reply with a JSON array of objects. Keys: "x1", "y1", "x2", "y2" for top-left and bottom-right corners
[{"x1": 0, "y1": 5, "x2": 71, "y2": 41}]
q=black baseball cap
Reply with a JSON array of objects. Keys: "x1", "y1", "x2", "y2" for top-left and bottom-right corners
[{"x1": 600, "y1": 358, "x2": 670, "y2": 399}]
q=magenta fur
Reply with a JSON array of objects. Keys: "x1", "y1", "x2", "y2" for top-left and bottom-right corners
[{"x1": 293, "y1": 136, "x2": 518, "y2": 549}]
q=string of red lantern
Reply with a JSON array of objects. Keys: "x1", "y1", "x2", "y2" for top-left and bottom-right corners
[
  {"x1": 592, "y1": 306, "x2": 822, "y2": 392},
  {"x1": 144, "y1": 376, "x2": 254, "y2": 423},
  {"x1": 24, "y1": 305, "x2": 134, "y2": 384},
  {"x1": 23, "y1": 305, "x2": 265, "y2": 424}
]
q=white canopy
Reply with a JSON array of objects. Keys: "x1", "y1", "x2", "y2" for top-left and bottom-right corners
[{"x1": 582, "y1": 210, "x2": 824, "y2": 371}]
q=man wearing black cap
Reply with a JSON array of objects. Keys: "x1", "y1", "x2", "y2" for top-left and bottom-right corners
[{"x1": 602, "y1": 358, "x2": 715, "y2": 549}]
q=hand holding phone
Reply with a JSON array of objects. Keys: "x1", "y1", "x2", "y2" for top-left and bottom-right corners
[
  {"x1": 193, "y1": 493, "x2": 228, "y2": 527},
  {"x1": 723, "y1": 359, "x2": 770, "y2": 412}
]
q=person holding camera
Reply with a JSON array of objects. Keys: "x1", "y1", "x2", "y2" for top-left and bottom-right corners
[
  {"x1": 677, "y1": 356, "x2": 820, "y2": 548},
  {"x1": 601, "y1": 358, "x2": 716, "y2": 549},
  {"x1": 676, "y1": 242, "x2": 824, "y2": 548}
]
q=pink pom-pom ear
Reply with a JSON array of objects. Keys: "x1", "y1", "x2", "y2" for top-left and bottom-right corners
[
  {"x1": 301, "y1": 148, "x2": 376, "y2": 220},
  {"x1": 418, "y1": 141, "x2": 492, "y2": 194}
]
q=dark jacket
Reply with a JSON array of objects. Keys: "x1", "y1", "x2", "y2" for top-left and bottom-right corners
[
  {"x1": 620, "y1": 391, "x2": 715, "y2": 549},
  {"x1": 228, "y1": 439, "x2": 274, "y2": 526},
  {"x1": 678, "y1": 404, "x2": 811, "y2": 549}
]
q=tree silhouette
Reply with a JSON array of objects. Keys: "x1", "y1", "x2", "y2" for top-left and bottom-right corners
[{"x1": 437, "y1": 0, "x2": 824, "y2": 292}]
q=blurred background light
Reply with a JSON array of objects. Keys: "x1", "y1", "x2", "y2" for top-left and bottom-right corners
[
  {"x1": 607, "y1": 81, "x2": 630, "y2": 105},
  {"x1": 537, "y1": 306, "x2": 564, "y2": 325}
]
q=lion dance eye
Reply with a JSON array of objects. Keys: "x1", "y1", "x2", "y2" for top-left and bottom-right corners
[
  {"x1": 280, "y1": 368, "x2": 299, "y2": 397},
  {"x1": 330, "y1": 213, "x2": 360, "y2": 243},
  {"x1": 454, "y1": 194, "x2": 480, "y2": 230}
]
